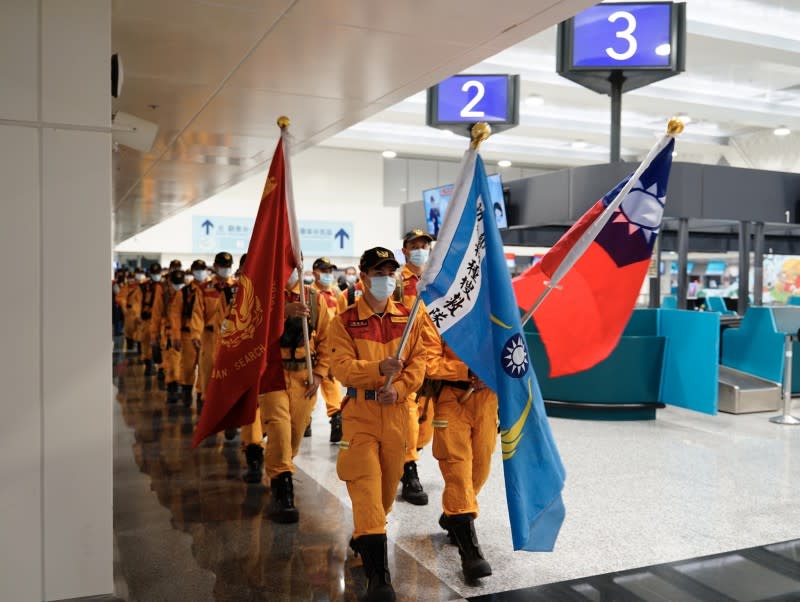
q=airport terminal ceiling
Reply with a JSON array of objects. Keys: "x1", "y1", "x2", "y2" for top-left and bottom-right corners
[{"x1": 113, "y1": 0, "x2": 800, "y2": 245}]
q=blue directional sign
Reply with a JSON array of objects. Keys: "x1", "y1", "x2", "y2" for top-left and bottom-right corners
[
  {"x1": 192, "y1": 216, "x2": 253, "y2": 254},
  {"x1": 572, "y1": 3, "x2": 672, "y2": 69},
  {"x1": 299, "y1": 220, "x2": 354, "y2": 257}
]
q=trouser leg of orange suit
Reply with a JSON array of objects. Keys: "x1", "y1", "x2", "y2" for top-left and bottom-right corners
[
  {"x1": 197, "y1": 330, "x2": 216, "y2": 395},
  {"x1": 286, "y1": 370, "x2": 316, "y2": 456},
  {"x1": 179, "y1": 335, "x2": 199, "y2": 386},
  {"x1": 123, "y1": 313, "x2": 138, "y2": 341},
  {"x1": 432, "y1": 387, "x2": 498, "y2": 516},
  {"x1": 404, "y1": 392, "x2": 420, "y2": 463},
  {"x1": 139, "y1": 321, "x2": 153, "y2": 361},
  {"x1": 417, "y1": 396, "x2": 435, "y2": 449},
  {"x1": 319, "y1": 375, "x2": 342, "y2": 417},
  {"x1": 337, "y1": 397, "x2": 408, "y2": 538},
  {"x1": 260, "y1": 390, "x2": 293, "y2": 480},
  {"x1": 240, "y1": 407, "x2": 264, "y2": 448},
  {"x1": 165, "y1": 346, "x2": 180, "y2": 383}
]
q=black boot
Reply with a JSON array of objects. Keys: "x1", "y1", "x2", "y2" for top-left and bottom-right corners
[
  {"x1": 242, "y1": 444, "x2": 264, "y2": 484},
  {"x1": 268, "y1": 472, "x2": 299, "y2": 523},
  {"x1": 157, "y1": 367, "x2": 166, "y2": 382},
  {"x1": 304, "y1": 423, "x2": 312, "y2": 437},
  {"x1": 438, "y1": 513, "x2": 456, "y2": 545},
  {"x1": 166, "y1": 381, "x2": 179, "y2": 404},
  {"x1": 195, "y1": 393, "x2": 203, "y2": 416},
  {"x1": 126, "y1": 337, "x2": 135, "y2": 352},
  {"x1": 353, "y1": 534, "x2": 395, "y2": 602},
  {"x1": 181, "y1": 384, "x2": 193, "y2": 407},
  {"x1": 401, "y1": 461, "x2": 428, "y2": 506},
  {"x1": 447, "y1": 514, "x2": 492, "y2": 580},
  {"x1": 143, "y1": 359, "x2": 153, "y2": 376},
  {"x1": 224, "y1": 428, "x2": 238, "y2": 441},
  {"x1": 329, "y1": 411, "x2": 342, "y2": 443}
]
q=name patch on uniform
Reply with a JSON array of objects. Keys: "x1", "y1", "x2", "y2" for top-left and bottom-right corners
[
  {"x1": 390, "y1": 317, "x2": 409, "y2": 324},
  {"x1": 348, "y1": 320, "x2": 369, "y2": 328}
]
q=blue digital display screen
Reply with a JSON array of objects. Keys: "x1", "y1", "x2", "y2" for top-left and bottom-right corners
[
  {"x1": 572, "y1": 3, "x2": 672, "y2": 69},
  {"x1": 422, "y1": 173, "x2": 506, "y2": 236},
  {"x1": 436, "y1": 75, "x2": 509, "y2": 122}
]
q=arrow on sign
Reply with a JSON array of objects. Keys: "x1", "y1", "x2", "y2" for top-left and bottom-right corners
[
  {"x1": 201, "y1": 219, "x2": 214, "y2": 235},
  {"x1": 334, "y1": 228, "x2": 350, "y2": 249}
]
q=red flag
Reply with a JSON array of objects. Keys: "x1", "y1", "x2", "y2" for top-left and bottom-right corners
[
  {"x1": 513, "y1": 139, "x2": 674, "y2": 378},
  {"x1": 192, "y1": 133, "x2": 298, "y2": 446}
]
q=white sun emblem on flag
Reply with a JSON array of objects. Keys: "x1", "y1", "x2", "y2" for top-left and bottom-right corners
[
  {"x1": 502, "y1": 334, "x2": 529, "y2": 378},
  {"x1": 614, "y1": 179, "x2": 666, "y2": 243}
]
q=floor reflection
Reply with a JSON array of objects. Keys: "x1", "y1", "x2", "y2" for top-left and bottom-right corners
[{"x1": 113, "y1": 343, "x2": 459, "y2": 601}]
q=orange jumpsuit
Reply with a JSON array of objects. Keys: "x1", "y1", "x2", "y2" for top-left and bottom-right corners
[
  {"x1": 160, "y1": 286, "x2": 180, "y2": 383},
  {"x1": 258, "y1": 284, "x2": 331, "y2": 479},
  {"x1": 130, "y1": 280, "x2": 164, "y2": 362},
  {"x1": 312, "y1": 282, "x2": 344, "y2": 417},
  {"x1": 399, "y1": 265, "x2": 436, "y2": 462},
  {"x1": 329, "y1": 297, "x2": 427, "y2": 538},
  {"x1": 169, "y1": 282, "x2": 203, "y2": 387},
  {"x1": 121, "y1": 283, "x2": 141, "y2": 342},
  {"x1": 193, "y1": 276, "x2": 234, "y2": 396},
  {"x1": 428, "y1": 340, "x2": 498, "y2": 517}
]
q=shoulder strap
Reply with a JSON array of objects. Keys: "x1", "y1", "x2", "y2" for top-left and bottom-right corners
[
  {"x1": 393, "y1": 278, "x2": 404, "y2": 302},
  {"x1": 307, "y1": 288, "x2": 319, "y2": 332},
  {"x1": 347, "y1": 284, "x2": 355, "y2": 306}
]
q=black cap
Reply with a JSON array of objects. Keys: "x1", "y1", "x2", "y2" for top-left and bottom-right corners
[
  {"x1": 169, "y1": 259, "x2": 182, "y2": 270},
  {"x1": 214, "y1": 252, "x2": 233, "y2": 268},
  {"x1": 148, "y1": 262, "x2": 162, "y2": 274},
  {"x1": 359, "y1": 247, "x2": 400, "y2": 272},
  {"x1": 133, "y1": 267, "x2": 144, "y2": 274},
  {"x1": 169, "y1": 270, "x2": 185, "y2": 285},
  {"x1": 403, "y1": 228, "x2": 434, "y2": 245},
  {"x1": 313, "y1": 257, "x2": 337, "y2": 270},
  {"x1": 190, "y1": 259, "x2": 207, "y2": 271}
]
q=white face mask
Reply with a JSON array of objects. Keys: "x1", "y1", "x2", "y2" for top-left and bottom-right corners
[
  {"x1": 368, "y1": 275, "x2": 396, "y2": 301},
  {"x1": 287, "y1": 271, "x2": 299, "y2": 287},
  {"x1": 172, "y1": 283, "x2": 184, "y2": 292},
  {"x1": 151, "y1": 274, "x2": 162, "y2": 283},
  {"x1": 409, "y1": 248, "x2": 430, "y2": 267},
  {"x1": 345, "y1": 274, "x2": 357, "y2": 284},
  {"x1": 193, "y1": 269, "x2": 207, "y2": 282},
  {"x1": 184, "y1": 274, "x2": 195, "y2": 284},
  {"x1": 134, "y1": 273, "x2": 146, "y2": 283},
  {"x1": 217, "y1": 267, "x2": 233, "y2": 278},
  {"x1": 303, "y1": 275, "x2": 314, "y2": 285},
  {"x1": 319, "y1": 273, "x2": 335, "y2": 287}
]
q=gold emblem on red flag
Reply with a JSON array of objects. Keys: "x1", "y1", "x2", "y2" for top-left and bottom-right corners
[
  {"x1": 220, "y1": 274, "x2": 264, "y2": 348},
  {"x1": 263, "y1": 176, "x2": 277, "y2": 198}
]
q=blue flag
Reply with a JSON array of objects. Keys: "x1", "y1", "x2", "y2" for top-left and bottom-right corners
[{"x1": 418, "y1": 150, "x2": 566, "y2": 551}]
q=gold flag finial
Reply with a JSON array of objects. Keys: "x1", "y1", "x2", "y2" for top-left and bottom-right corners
[
  {"x1": 470, "y1": 122, "x2": 492, "y2": 149},
  {"x1": 667, "y1": 117, "x2": 685, "y2": 136},
  {"x1": 277, "y1": 116, "x2": 291, "y2": 130}
]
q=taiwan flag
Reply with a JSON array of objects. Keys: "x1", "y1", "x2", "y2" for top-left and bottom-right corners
[
  {"x1": 192, "y1": 128, "x2": 301, "y2": 446},
  {"x1": 513, "y1": 137, "x2": 675, "y2": 378}
]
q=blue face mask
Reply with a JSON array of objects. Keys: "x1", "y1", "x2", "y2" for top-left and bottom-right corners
[
  {"x1": 319, "y1": 273, "x2": 335, "y2": 287},
  {"x1": 409, "y1": 248, "x2": 430, "y2": 267},
  {"x1": 368, "y1": 276, "x2": 396, "y2": 301}
]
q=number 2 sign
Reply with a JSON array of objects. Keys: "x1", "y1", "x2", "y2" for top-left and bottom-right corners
[{"x1": 426, "y1": 74, "x2": 520, "y2": 136}]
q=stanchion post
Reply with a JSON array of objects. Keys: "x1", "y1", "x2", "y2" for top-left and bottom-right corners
[{"x1": 770, "y1": 333, "x2": 800, "y2": 425}]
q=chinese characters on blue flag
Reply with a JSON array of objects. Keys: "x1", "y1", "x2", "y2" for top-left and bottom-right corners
[{"x1": 418, "y1": 150, "x2": 566, "y2": 551}]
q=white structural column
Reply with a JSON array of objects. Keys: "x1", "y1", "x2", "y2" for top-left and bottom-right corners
[{"x1": 0, "y1": 1, "x2": 113, "y2": 600}]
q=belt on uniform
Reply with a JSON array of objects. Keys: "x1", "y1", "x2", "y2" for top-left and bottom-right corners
[
  {"x1": 204, "y1": 325, "x2": 214, "y2": 332},
  {"x1": 283, "y1": 359, "x2": 313, "y2": 371},
  {"x1": 346, "y1": 387, "x2": 377, "y2": 400},
  {"x1": 440, "y1": 380, "x2": 471, "y2": 391}
]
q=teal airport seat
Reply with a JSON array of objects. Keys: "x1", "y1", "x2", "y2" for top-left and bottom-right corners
[
  {"x1": 526, "y1": 308, "x2": 719, "y2": 420},
  {"x1": 705, "y1": 296, "x2": 735, "y2": 315}
]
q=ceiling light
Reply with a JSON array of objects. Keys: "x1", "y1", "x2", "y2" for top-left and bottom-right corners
[
  {"x1": 655, "y1": 43, "x2": 671, "y2": 56},
  {"x1": 382, "y1": 150, "x2": 397, "y2": 158},
  {"x1": 524, "y1": 94, "x2": 544, "y2": 107},
  {"x1": 571, "y1": 140, "x2": 589, "y2": 149},
  {"x1": 774, "y1": 126, "x2": 791, "y2": 136},
  {"x1": 498, "y1": 160, "x2": 512, "y2": 168}
]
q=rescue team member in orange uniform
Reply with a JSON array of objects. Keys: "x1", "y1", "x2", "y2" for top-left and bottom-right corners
[
  {"x1": 329, "y1": 247, "x2": 428, "y2": 601},
  {"x1": 161, "y1": 262, "x2": 183, "y2": 400},
  {"x1": 130, "y1": 263, "x2": 164, "y2": 377},
  {"x1": 193, "y1": 252, "x2": 235, "y2": 412},
  {"x1": 169, "y1": 261, "x2": 205, "y2": 407},
  {"x1": 257, "y1": 268, "x2": 331, "y2": 522},
  {"x1": 337, "y1": 266, "x2": 364, "y2": 313},
  {"x1": 398, "y1": 228, "x2": 436, "y2": 506},
  {"x1": 122, "y1": 268, "x2": 146, "y2": 353},
  {"x1": 311, "y1": 257, "x2": 345, "y2": 443},
  {"x1": 428, "y1": 340, "x2": 497, "y2": 581}
]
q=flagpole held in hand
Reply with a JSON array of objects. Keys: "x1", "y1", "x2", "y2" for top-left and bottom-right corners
[
  {"x1": 519, "y1": 117, "x2": 685, "y2": 329},
  {"x1": 297, "y1": 267, "x2": 315, "y2": 385},
  {"x1": 381, "y1": 295, "x2": 422, "y2": 394},
  {"x1": 459, "y1": 121, "x2": 493, "y2": 403}
]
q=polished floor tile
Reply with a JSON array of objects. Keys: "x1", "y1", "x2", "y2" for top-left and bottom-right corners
[{"x1": 113, "y1": 342, "x2": 800, "y2": 601}]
